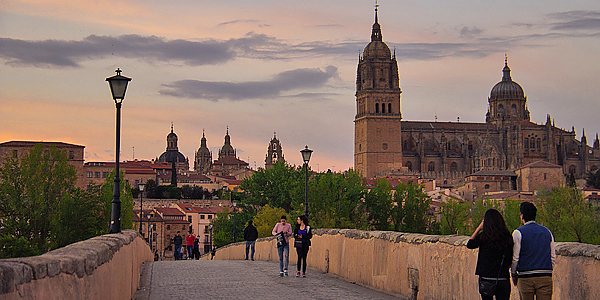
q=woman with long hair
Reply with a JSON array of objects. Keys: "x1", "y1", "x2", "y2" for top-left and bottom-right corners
[
  {"x1": 294, "y1": 215, "x2": 313, "y2": 277},
  {"x1": 467, "y1": 209, "x2": 514, "y2": 300}
]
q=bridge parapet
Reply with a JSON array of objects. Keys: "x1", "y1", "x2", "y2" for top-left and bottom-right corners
[
  {"x1": 209, "y1": 229, "x2": 600, "y2": 299},
  {"x1": 0, "y1": 230, "x2": 153, "y2": 300}
]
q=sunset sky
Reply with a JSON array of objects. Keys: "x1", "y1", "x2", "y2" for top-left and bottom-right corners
[{"x1": 1, "y1": 0, "x2": 599, "y2": 172}]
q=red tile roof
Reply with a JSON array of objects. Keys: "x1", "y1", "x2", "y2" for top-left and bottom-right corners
[{"x1": 0, "y1": 141, "x2": 84, "y2": 148}]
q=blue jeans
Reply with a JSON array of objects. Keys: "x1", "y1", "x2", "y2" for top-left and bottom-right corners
[
  {"x1": 186, "y1": 245, "x2": 194, "y2": 259},
  {"x1": 246, "y1": 241, "x2": 256, "y2": 260},
  {"x1": 174, "y1": 244, "x2": 181, "y2": 260},
  {"x1": 277, "y1": 244, "x2": 289, "y2": 272}
]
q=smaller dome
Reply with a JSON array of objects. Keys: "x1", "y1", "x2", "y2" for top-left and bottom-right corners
[
  {"x1": 363, "y1": 41, "x2": 391, "y2": 59},
  {"x1": 167, "y1": 131, "x2": 177, "y2": 139},
  {"x1": 158, "y1": 150, "x2": 186, "y2": 163}
]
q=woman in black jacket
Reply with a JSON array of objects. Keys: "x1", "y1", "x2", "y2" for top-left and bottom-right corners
[
  {"x1": 467, "y1": 209, "x2": 514, "y2": 300},
  {"x1": 293, "y1": 215, "x2": 313, "y2": 277}
]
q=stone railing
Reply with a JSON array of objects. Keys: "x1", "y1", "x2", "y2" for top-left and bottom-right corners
[
  {"x1": 207, "y1": 229, "x2": 600, "y2": 300},
  {"x1": 0, "y1": 230, "x2": 153, "y2": 300}
]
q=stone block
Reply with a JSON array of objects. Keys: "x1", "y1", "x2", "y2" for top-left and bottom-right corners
[{"x1": 0, "y1": 262, "x2": 33, "y2": 294}]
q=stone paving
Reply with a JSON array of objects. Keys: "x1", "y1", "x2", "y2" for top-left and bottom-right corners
[{"x1": 135, "y1": 260, "x2": 405, "y2": 300}]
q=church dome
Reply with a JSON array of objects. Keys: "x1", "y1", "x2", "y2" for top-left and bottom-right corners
[
  {"x1": 490, "y1": 62, "x2": 524, "y2": 99},
  {"x1": 363, "y1": 41, "x2": 391, "y2": 59},
  {"x1": 158, "y1": 150, "x2": 186, "y2": 163},
  {"x1": 362, "y1": 8, "x2": 391, "y2": 60}
]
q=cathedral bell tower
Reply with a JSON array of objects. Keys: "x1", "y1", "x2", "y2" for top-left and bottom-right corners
[{"x1": 354, "y1": 5, "x2": 402, "y2": 178}]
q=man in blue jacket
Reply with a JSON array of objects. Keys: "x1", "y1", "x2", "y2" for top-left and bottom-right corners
[{"x1": 511, "y1": 202, "x2": 555, "y2": 300}]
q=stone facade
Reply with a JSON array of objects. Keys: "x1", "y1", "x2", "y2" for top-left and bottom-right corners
[
  {"x1": 517, "y1": 160, "x2": 565, "y2": 192},
  {"x1": 265, "y1": 132, "x2": 285, "y2": 169},
  {"x1": 354, "y1": 11, "x2": 600, "y2": 182}
]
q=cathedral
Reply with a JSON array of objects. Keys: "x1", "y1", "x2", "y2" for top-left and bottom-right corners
[
  {"x1": 157, "y1": 124, "x2": 189, "y2": 172},
  {"x1": 354, "y1": 8, "x2": 600, "y2": 182}
]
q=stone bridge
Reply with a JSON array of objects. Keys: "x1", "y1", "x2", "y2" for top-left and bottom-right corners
[{"x1": 1, "y1": 229, "x2": 599, "y2": 299}]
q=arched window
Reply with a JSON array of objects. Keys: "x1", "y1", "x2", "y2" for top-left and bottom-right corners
[
  {"x1": 381, "y1": 104, "x2": 385, "y2": 113},
  {"x1": 537, "y1": 138, "x2": 541, "y2": 149},
  {"x1": 388, "y1": 103, "x2": 392, "y2": 114},
  {"x1": 530, "y1": 138, "x2": 535, "y2": 149},
  {"x1": 405, "y1": 161, "x2": 412, "y2": 171},
  {"x1": 511, "y1": 104, "x2": 517, "y2": 115},
  {"x1": 569, "y1": 165, "x2": 576, "y2": 174},
  {"x1": 359, "y1": 144, "x2": 361, "y2": 151},
  {"x1": 428, "y1": 162, "x2": 435, "y2": 172},
  {"x1": 498, "y1": 104, "x2": 504, "y2": 114},
  {"x1": 450, "y1": 162, "x2": 458, "y2": 172},
  {"x1": 375, "y1": 103, "x2": 379, "y2": 113},
  {"x1": 524, "y1": 138, "x2": 529, "y2": 149}
]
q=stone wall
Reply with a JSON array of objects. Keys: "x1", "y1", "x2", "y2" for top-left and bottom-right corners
[
  {"x1": 207, "y1": 229, "x2": 600, "y2": 300},
  {"x1": 0, "y1": 230, "x2": 153, "y2": 300}
]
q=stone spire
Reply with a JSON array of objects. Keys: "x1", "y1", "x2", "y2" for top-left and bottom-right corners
[{"x1": 371, "y1": 1, "x2": 382, "y2": 42}]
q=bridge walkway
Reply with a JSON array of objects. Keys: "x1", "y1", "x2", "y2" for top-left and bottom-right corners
[{"x1": 134, "y1": 260, "x2": 405, "y2": 300}]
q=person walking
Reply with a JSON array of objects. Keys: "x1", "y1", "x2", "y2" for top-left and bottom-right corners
[
  {"x1": 272, "y1": 215, "x2": 292, "y2": 277},
  {"x1": 186, "y1": 231, "x2": 196, "y2": 260},
  {"x1": 511, "y1": 202, "x2": 555, "y2": 300},
  {"x1": 294, "y1": 215, "x2": 313, "y2": 278},
  {"x1": 193, "y1": 237, "x2": 200, "y2": 260},
  {"x1": 244, "y1": 220, "x2": 259, "y2": 261},
  {"x1": 173, "y1": 231, "x2": 183, "y2": 261},
  {"x1": 467, "y1": 209, "x2": 514, "y2": 300}
]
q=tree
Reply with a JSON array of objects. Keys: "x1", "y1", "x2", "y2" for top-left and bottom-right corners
[
  {"x1": 253, "y1": 205, "x2": 289, "y2": 238},
  {"x1": 145, "y1": 179, "x2": 159, "y2": 198},
  {"x1": 0, "y1": 145, "x2": 134, "y2": 259},
  {"x1": 538, "y1": 187, "x2": 599, "y2": 244},
  {"x1": 363, "y1": 179, "x2": 393, "y2": 230},
  {"x1": 394, "y1": 181, "x2": 432, "y2": 233},
  {"x1": 502, "y1": 199, "x2": 522, "y2": 232},
  {"x1": 439, "y1": 198, "x2": 470, "y2": 235},
  {"x1": 302, "y1": 170, "x2": 367, "y2": 229},
  {"x1": 0, "y1": 144, "x2": 76, "y2": 256},
  {"x1": 586, "y1": 169, "x2": 600, "y2": 189},
  {"x1": 239, "y1": 161, "x2": 303, "y2": 212}
]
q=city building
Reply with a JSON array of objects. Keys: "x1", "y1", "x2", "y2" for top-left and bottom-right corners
[
  {"x1": 194, "y1": 130, "x2": 212, "y2": 174},
  {"x1": 156, "y1": 124, "x2": 189, "y2": 172},
  {"x1": 208, "y1": 128, "x2": 249, "y2": 177},
  {"x1": 265, "y1": 132, "x2": 285, "y2": 169},
  {"x1": 354, "y1": 8, "x2": 600, "y2": 183},
  {"x1": 0, "y1": 141, "x2": 87, "y2": 187}
]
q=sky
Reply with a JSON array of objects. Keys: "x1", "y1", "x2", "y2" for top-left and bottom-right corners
[{"x1": 1, "y1": 0, "x2": 599, "y2": 172}]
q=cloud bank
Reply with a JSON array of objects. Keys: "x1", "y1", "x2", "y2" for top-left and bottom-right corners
[{"x1": 159, "y1": 66, "x2": 339, "y2": 101}]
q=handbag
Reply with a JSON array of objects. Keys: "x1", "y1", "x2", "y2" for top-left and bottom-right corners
[
  {"x1": 479, "y1": 254, "x2": 505, "y2": 296},
  {"x1": 276, "y1": 231, "x2": 287, "y2": 247},
  {"x1": 294, "y1": 239, "x2": 303, "y2": 248}
]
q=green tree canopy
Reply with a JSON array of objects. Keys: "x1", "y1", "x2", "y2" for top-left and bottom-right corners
[
  {"x1": 538, "y1": 187, "x2": 599, "y2": 244},
  {"x1": 394, "y1": 181, "x2": 433, "y2": 233},
  {"x1": 239, "y1": 161, "x2": 303, "y2": 212}
]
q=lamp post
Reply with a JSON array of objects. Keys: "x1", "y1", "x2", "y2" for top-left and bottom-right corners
[
  {"x1": 300, "y1": 145, "x2": 313, "y2": 218},
  {"x1": 106, "y1": 68, "x2": 131, "y2": 234},
  {"x1": 232, "y1": 200, "x2": 237, "y2": 243},
  {"x1": 209, "y1": 223, "x2": 213, "y2": 257},
  {"x1": 138, "y1": 183, "x2": 146, "y2": 235},
  {"x1": 147, "y1": 214, "x2": 152, "y2": 250}
]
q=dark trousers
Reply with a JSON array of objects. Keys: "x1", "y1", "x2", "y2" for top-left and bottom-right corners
[
  {"x1": 174, "y1": 244, "x2": 182, "y2": 260},
  {"x1": 296, "y1": 244, "x2": 309, "y2": 273},
  {"x1": 479, "y1": 277, "x2": 511, "y2": 300}
]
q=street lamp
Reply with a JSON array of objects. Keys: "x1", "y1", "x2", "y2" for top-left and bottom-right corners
[
  {"x1": 300, "y1": 145, "x2": 313, "y2": 218},
  {"x1": 147, "y1": 214, "x2": 152, "y2": 250},
  {"x1": 138, "y1": 183, "x2": 146, "y2": 235},
  {"x1": 232, "y1": 200, "x2": 238, "y2": 243},
  {"x1": 106, "y1": 68, "x2": 131, "y2": 234},
  {"x1": 209, "y1": 223, "x2": 214, "y2": 259}
]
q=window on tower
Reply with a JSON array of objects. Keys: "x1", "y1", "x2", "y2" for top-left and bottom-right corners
[
  {"x1": 375, "y1": 103, "x2": 379, "y2": 113},
  {"x1": 388, "y1": 103, "x2": 392, "y2": 114},
  {"x1": 381, "y1": 104, "x2": 385, "y2": 113}
]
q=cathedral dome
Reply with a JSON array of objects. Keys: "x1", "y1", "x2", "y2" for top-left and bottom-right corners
[
  {"x1": 490, "y1": 62, "x2": 524, "y2": 99},
  {"x1": 363, "y1": 41, "x2": 391, "y2": 59},
  {"x1": 158, "y1": 150, "x2": 186, "y2": 163}
]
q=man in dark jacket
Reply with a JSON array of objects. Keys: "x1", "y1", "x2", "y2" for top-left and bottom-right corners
[
  {"x1": 173, "y1": 231, "x2": 183, "y2": 260},
  {"x1": 244, "y1": 220, "x2": 259, "y2": 260}
]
